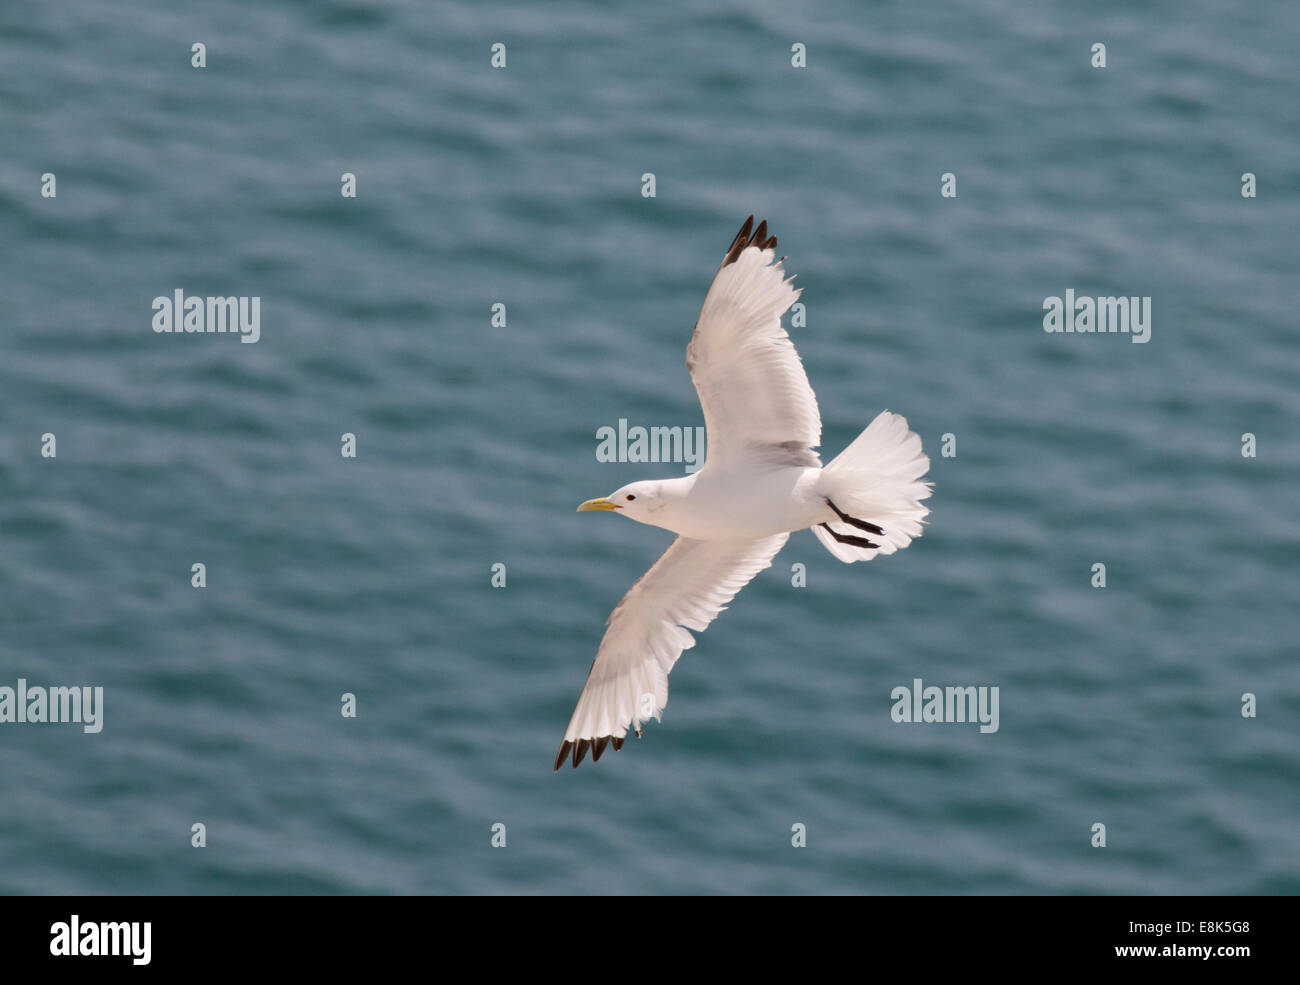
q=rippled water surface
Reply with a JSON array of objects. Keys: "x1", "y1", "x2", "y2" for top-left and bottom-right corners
[{"x1": 1, "y1": 0, "x2": 1297, "y2": 894}]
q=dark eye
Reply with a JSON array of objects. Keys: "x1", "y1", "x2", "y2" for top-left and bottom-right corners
[{"x1": 626, "y1": 494, "x2": 636, "y2": 501}]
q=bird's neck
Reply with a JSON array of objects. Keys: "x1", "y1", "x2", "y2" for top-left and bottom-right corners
[{"x1": 642, "y1": 475, "x2": 697, "y2": 533}]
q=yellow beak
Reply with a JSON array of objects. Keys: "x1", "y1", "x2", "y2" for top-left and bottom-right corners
[{"x1": 576, "y1": 497, "x2": 619, "y2": 512}]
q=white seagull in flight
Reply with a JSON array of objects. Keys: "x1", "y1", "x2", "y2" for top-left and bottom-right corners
[{"x1": 557, "y1": 216, "x2": 932, "y2": 770}]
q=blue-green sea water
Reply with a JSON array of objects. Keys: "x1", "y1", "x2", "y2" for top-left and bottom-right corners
[{"x1": 1, "y1": 0, "x2": 1297, "y2": 894}]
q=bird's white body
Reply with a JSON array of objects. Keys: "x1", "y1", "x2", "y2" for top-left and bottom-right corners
[
  {"x1": 631, "y1": 466, "x2": 826, "y2": 541},
  {"x1": 557, "y1": 217, "x2": 933, "y2": 769}
]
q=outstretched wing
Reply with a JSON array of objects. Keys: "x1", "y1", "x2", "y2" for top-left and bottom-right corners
[
  {"x1": 687, "y1": 216, "x2": 822, "y2": 470},
  {"x1": 555, "y1": 532, "x2": 789, "y2": 769}
]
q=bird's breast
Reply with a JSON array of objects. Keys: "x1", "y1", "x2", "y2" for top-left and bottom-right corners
[{"x1": 670, "y1": 466, "x2": 824, "y2": 539}]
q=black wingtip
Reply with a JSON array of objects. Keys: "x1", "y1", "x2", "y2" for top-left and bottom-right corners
[
  {"x1": 553, "y1": 740, "x2": 572, "y2": 772},
  {"x1": 722, "y1": 215, "x2": 779, "y2": 267},
  {"x1": 555, "y1": 734, "x2": 629, "y2": 771},
  {"x1": 573, "y1": 738, "x2": 591, "y2": 767},
  {"x1": 722, "y1": 215, "x2": 754, "y2": 266}
]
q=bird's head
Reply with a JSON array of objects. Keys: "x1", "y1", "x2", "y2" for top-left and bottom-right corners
[{"x1": 576, "y1": 480, "x2": 665, "y2": 524}]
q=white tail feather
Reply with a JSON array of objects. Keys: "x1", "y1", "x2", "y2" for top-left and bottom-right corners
[{"x1": 812, "y1": 411, "x2": 932, "y2": 563}]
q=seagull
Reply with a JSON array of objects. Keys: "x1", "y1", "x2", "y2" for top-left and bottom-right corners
[{"x1": 557, "y1": 216, "x2": 932, "y2": 770}]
